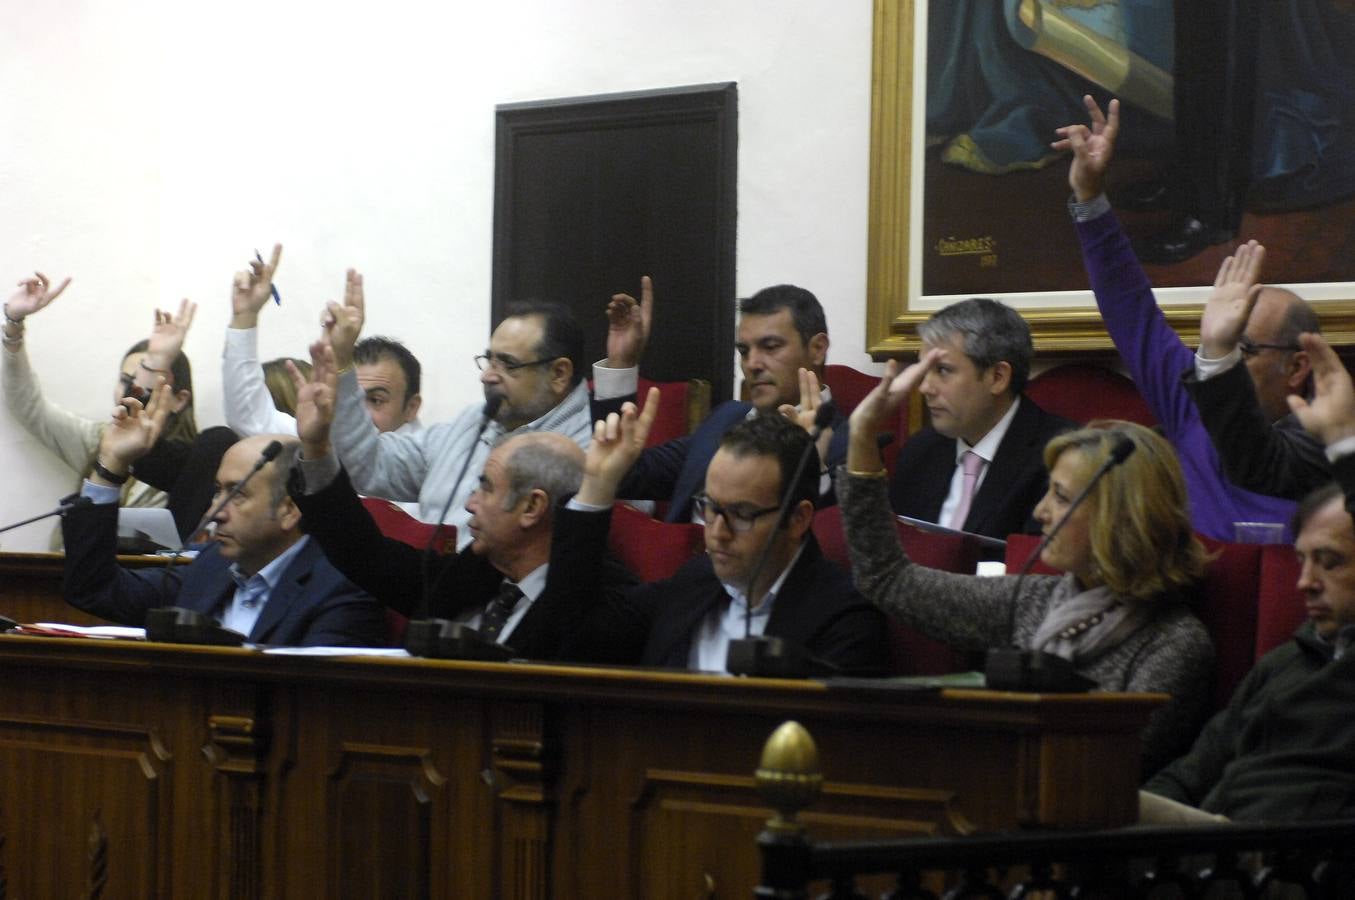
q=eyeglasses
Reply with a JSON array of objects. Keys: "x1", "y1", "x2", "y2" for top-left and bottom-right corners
[
  {"x1": 473, "y1": 352, "x2": 556, "y2": 374},
  {"x1": 692, "y1": 493, "x2": 780, "y2": 533},
  {"x1": 1238, "y1": 336, "x2": 1299, "y2": 358}
]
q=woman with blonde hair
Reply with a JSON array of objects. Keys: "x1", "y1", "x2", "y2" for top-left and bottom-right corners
[{"x1": 838, "y1": 350, "x2": 1214, "y2": 776}]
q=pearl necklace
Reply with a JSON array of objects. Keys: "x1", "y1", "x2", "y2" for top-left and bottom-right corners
[{"x1": 1053, "y1": 600, "x2": 1122, "y2": 641}]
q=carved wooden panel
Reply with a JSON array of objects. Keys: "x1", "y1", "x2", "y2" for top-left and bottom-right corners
[
  {"x1": 0, "y1": 714, "x2": 172, "y2": 898},
  {"x1": 325, "y1": 741, "x2": 445, "y2": 899},
  {"x1": 489, "y1": 701, "x2": 555, "y2": 900},
  {"x1": 628, "y1": 768, "x2": 970, "y2": 900}
]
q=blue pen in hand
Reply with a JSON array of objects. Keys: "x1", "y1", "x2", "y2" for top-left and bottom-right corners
[{"x1": 254, "y1": 250, "x2": 282, "y2": 305}]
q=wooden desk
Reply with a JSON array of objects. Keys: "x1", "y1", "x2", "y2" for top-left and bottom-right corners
[{"x1": 0, "y1": 637, "x2": 1161, "y2": 899}]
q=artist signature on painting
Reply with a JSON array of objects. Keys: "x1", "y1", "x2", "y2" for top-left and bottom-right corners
[{"x1": 936, "y1": 236, "x2": 998, "y2": 267}]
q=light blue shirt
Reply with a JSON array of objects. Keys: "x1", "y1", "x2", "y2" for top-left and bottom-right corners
[{"x1": 219, "y1": 536, "x2": 311, "y2": 640}]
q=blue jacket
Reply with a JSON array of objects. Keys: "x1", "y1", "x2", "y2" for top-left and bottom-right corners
[{"x1": 61, "y1": 500, "x2": 386, "y2": 647}]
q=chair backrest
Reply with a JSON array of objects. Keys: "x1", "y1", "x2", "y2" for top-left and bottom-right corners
[
  {"x1": 1256, "y1": 545, "x2": 1304, "y2": 658},
  {"x1": 1024, "y1": 363, "x2": 1156, "y2": 427},
  {"x1": 359, "y1": 497, "x2": 456, "y2": 645},
  {"x1": 606, "y1": 502, "x2": 705, "y2": 582},
  {"x1": 823, "y1": 364, "x2": 910, "y2": 476},
  {"x1": 598, "y1": 378, "x2": 710, "y2": 447},
  {"x1": 812, "y1": 505, "x2": 976, "y2": 675}
]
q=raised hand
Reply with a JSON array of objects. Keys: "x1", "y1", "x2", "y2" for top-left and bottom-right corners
[
  {"x1": 290, "y1": 340, "x2": 340, "y2": 457},
  {"x1": 1199, "y1": 241, "x2": 1265, "y2": 359},
  {"x1": 145, "y1": 298, "x2": 197, "y2": 370},
  {"x1": 576, "y1": 386, "x2": 661, "y2": 507},
  {"x1": 321, "y1": 269, "x2": 364, "y2": 370},
  {"x1": 778, "y1": 368, "x2": 834, "y2": 466},
  {"x1": 1288, "y1": 333, "x2": 1355, "y2": 447},
  {"x1": 846, "y1": 350, "x2": 941, "y2": 473},
  {"x1": 4, "y1": 271, "x2": 71, "y2": 322},
  {"x1": 1051, "y1": 95, "x2": 1120, "y2": 203},
  {"x1": 98, "y1": 382, "x2": 173, "y2": 473},
  {"x1": 604, "y1": 275, "x2": 654, "y2": 368},
  {"x1": 230, "y1": 243, "x2": 282, "y2": 328}
]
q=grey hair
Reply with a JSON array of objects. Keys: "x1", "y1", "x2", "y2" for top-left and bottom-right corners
[
  {"x1": 917, "y1": 297, "x2": 1033, "y2": 394},
  {"x1": 494, "y1": 434, "x2": 584, "y2": 510}
]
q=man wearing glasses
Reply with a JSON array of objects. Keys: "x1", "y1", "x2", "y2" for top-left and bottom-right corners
[
  {"x1": 1059, "y1": 96, "x2": 1321, "y2": 540},
  {"x1": 562, "y1": 404, "x2": 887, "y2": 675},
  {"x1": 324, "y1": 287, "x2": 593, "y2": 549}
]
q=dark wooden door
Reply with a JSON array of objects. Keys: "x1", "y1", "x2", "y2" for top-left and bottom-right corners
[{"x1": 493, "y1": 82, "x2": 738, "y2": 402}]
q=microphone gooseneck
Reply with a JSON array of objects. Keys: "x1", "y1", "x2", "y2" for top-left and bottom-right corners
[
  {"x1": 0, "y1": 494, "x2": 94, "y2": 537},
  {"x1": 740, "y1": 400, "x2": 837, "y2": 641},
  {"x1": 418, "y1": 395, "x2": 504, "y2": 619}
]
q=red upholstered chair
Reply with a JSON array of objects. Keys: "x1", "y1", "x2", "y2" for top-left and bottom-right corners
[
  {"x1": 823, "y1": 364, "x2": 910, "y2": 477},
  {"x1": 606, "y1": 502, "x2": 705, "y2": 582},
  {"x1": 591, "y1": 378, "x2": 711, "y2": 447},
  {"x1": 359, "y1": 497, "x2": 455, "y2": 645},
  {"x1": 1024, "y1": 363, "x2": 1157, "y2": 428},
  {"x1": 812, "y1": 505, "x2": 977, "y2": 675},
  {"x1": 1256, "y1": 545, "x2": 1305, "y2": 659}
]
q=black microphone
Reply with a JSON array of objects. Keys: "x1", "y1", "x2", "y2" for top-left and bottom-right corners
[
  {"x1": 726, "y1": 401, "x2": 840, "y2": 679},
  {"x1": 417, "y1": 395, "x2": 503, "y2": 621},
  {"x1": 988, "y1": 434, "x2": 1136, "y2": 691},
  {"x1": 0, "y1": 494, "x2": 94, "y2": 537},
  {"x1": 186, "y1": 440, "x2": 284, "y2": 546}
]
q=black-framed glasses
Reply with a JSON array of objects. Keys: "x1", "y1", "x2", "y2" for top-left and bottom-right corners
[
  {"x1": 473, "y1": 352, "x2": 556, "y2": 374},
  {"x1": 692, "y1": 493, "x2": 780, "y2": 533},
  {"x1": 1239, "y1": 336, "x2": 1300, "y2": 358}
]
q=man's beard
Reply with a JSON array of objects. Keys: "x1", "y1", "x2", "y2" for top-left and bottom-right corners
[{"x1": 491, "y1": 379, "x2": 557, "y2": 427}]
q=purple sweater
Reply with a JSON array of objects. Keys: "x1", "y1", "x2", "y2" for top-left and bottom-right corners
[{"x1": 1076, "y1": 209, "x2": 1298, "y2": 542}]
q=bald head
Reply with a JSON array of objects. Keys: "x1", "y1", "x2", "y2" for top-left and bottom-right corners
[
  {"x1": 210, "y1": 435, "x2": 303, "y2": 574},
  {"x1": 1244, "y1": 288, "x2": 1319, "y2": 423}
]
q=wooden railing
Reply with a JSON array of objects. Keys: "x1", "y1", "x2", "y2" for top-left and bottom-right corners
[{"x1": 752, "y1": 721, "x2": 1355, "y2": 899}]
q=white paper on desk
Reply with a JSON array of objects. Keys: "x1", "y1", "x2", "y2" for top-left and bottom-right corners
[
  {"x1": 262, "y1": 646, "x2": 411, "y2": 657},
  {"x1": 33, "y1": 623, "x2": 146, "y2": 639}
]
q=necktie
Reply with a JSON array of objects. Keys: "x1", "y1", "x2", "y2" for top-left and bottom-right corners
[
  {"x1": 947, "y1": 450, "x2": 984, "y2": 531},
  {"x1": 480, "y1": 583, "x2": 523, "y2": 642}
]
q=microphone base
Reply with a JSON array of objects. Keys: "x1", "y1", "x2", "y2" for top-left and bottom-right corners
[
  {"x1": 726, "y1": 637, "x2": 816, "y2": 679},
  {"x1": 145, "y1": 607, "x2": 246, "y2": 647},
  {"x1": 404, "y1": 620, "x2": 516, "y2": 662},
  {"x1": 984, "y1": 649, "x2": 1097, "y2": 693}
]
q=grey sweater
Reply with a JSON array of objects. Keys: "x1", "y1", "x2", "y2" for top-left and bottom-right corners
[{"x1": 837, "y1": 469, "x2": 1215, "y2": 776}]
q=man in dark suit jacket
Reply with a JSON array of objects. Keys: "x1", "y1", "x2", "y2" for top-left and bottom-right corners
[
  {"x1": 567, "y1": 401, "x2": 887, "y2": 675},
  {"x1": 890, "y1": 298, "x2": 1074, "y2": 544},
  {"x1": 593, "y1": 280, "x2": 848, "y2": 522},
  {"x1": 286, "y1": 346, "x2": 636, "y2": 662},
  {"x1": 63, "y1": 420, "x2": 385, "y2": 647}
]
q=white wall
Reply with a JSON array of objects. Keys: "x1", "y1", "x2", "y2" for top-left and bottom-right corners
[{"x1": 0, "y1": 0, "x2": 878, "y2": 550}]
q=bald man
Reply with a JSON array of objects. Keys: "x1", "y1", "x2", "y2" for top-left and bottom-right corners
[
  {"x1": 63, "y1": 405, "x2": 386, "y2": 647},
  {"x1": 1182, "y1": 246, "x2": 1329, "y2": 501},
  {"x1": 287, "y1": 347, "x2": 635, "y2": 661}
]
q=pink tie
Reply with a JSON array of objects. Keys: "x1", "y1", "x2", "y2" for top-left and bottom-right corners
[{"x1": 948, "y1": 450, "x2": 984, "y2": 531}]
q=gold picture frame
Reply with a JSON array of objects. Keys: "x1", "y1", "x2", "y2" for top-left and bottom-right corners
[{"x1": 865, "y1": 0, "x2": 1355, "y2": 357}]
